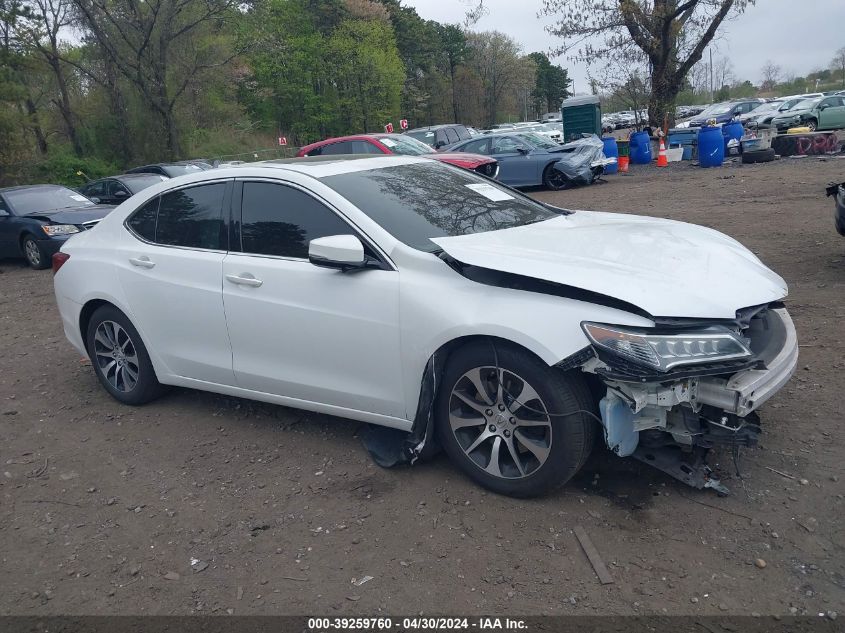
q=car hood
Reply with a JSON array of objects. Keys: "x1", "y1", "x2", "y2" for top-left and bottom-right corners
[
  {"x1": 432, "y1": 152, "x2": 495, "y2": 167},
  {"x1": 774, "y1": 107, "x2": 811, "y2": 119},
  {"x1": 26, "y1": 204, "x2": 116, "y2": 224},
  {"x1": 431, "y1": 211, "x2": 787, "y2": 319}
]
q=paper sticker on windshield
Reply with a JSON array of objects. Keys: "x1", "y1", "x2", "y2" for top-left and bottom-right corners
[
  {"x1": 381, "y1": 138, "x2": 397, "y2": 147},
  {"x1": 465, "y1": 183, "x2": 513, "y2": 202},
  {"x1": 70, "y1": 194, "x2": 88, "y2": 202}
]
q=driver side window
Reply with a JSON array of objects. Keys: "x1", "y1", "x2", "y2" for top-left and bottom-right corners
[
  {"x1": 239, "y1": 182, "x2": 355, "y2": 259},
  {"x1": 492, "y1": 136, "x2": 522, "y2": 154}
]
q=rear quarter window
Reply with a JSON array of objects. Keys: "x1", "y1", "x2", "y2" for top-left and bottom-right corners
[{"x1": 127, "y1": 197, "x2": 159, "y2": 242}]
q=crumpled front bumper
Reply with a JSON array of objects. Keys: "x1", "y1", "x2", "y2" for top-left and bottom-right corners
[{"x1": 695, "y1": 308, "x2": 798, "y2": 416}]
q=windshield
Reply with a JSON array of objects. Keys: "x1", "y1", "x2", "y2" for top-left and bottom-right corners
[
  {"x1": 379, "y1": 135, "x2": 433, "y2": 156},
  {"x1": 322, "y1": 162, "x2": 562, "y2": 252},
  {"x1": 125, "y1": 175, "x2": 168, "y2": 191},
  {"x1": 699, "y1": 102, "x2": 733, "y2": 116},
  {"x1": 779, "y1": 98, "x2": 803, "y2": 111},
  {"x1": 515, "y1": 132, "x2": 559, "y2": 150},
  {"x1": 404, "y1": 130, "x2": 436, "y2": 146},
  {"x1": 162, "y1": 164, "x2": 205, "y2": 177},
  {"x1": 794, "y1": 98, "x2": 821, "y2": 110},
  {"x1": 6, "y1": 186, "x2": 93, "y2": 214}
]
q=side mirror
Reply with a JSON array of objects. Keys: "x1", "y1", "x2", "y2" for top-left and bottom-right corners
[
  {"x1": 517, "y1": 147, "x2": 530, "y2": 155},
  {"x1": 308, "y1": 235, "x2": 366, "y2": 271},
  {"x1": 0, "y1": 209, "x2": 9, "y2": 217},
  {"x1": 89, "y1": 197, "x2": 101, "y2": 204},
  {"x1": 819, "y1": 104, "x2": 828, "y2": 110}
]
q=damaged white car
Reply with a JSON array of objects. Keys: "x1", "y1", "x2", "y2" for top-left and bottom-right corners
[{"x1": 52, "y1": 156, "x2": 797, "y2": 497}]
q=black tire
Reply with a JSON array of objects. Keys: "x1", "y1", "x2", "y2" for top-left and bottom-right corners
[
  {"x1": 542, "y1": 163, "x2": 568, "y2": 191},
  {"x1": 806, "y1": 119, "x2": 817, "y2": 132},
  {"x1": 436, "y1": 340, "x2": 596, "y2": 498},
  {"x1": 21, "y1": 235, "x2": 49, "y2": 270},
  {"x1": 741, "y1": 147, "x2": 776, "y2": 164},
  {"x1": 85, "y1": 305, "x2": 166, "y2": 405}
]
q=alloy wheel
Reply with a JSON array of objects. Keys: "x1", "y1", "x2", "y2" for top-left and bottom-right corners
[
  {"x1": 24, "y1": 239, "x2": 41, "y2": 267},
  {"x1": 448, "y1": 366, "x2": 552, "y2": 479},
  {"x1": 93, "y1": 320, "x2": 140, "y2": 392}
]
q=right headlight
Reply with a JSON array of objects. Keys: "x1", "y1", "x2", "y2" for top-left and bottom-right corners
[{"x1": 582, "y1": 322, "x2": 752, "y2": 372}]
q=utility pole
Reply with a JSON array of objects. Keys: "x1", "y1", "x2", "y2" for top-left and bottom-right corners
[{"x1": 709, "y1": 48, "x2": 714, "y2": 102}]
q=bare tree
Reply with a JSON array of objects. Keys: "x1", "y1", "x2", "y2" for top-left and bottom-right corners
[
  {"x1": 466, "y1": 31, "x2": 526, "y2": 127},
  {"x1": 760, "y1": 60, "x2": 781, "y2": 91},
  {"x1": 72, "y1": 0, "x2": 240, "y2": 159},
  {"x1": 539, "y1": 0, "x2": 755, "y2": 127},
  {"x1": 832, "y1": 46, "x2": 845, "y2": 89},
  {"x1": 19, "y1": 0, "x2": 86, "y2": 155}
]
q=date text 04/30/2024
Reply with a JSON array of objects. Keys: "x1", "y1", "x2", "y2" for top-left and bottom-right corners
[{"x1": 307, "y1": 617, "x2": 528, "y2": 631}]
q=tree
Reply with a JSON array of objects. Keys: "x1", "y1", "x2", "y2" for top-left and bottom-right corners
[
  {"x1": 832, "y1": 46, "x2": 845, "y2": 89},
  {"x1": 18, "y1": 0, "x2": 83, "y2": 155},
  {"x1": 466, "y1": 31, "x2": 526, "y2": 126},
  {"x1": 73, "y1": 0, "x2": 241, "y2": 159},
  {"x1": 528, "y1": 52, "x2": 571, "y2": 115},
  {"x1": 539, "y1": 0, "x2": 755, "y2": 127},
  {"x1": 760, "y1": 60, "x2": 781, "y2": 91},
  {"x1": 435, "y1": 23, "x2": 467, "y2": 123}
]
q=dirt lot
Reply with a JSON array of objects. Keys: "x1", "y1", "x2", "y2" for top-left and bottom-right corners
[{"x1": 1, "y1": 156, "x2": 843, "y2": 617}]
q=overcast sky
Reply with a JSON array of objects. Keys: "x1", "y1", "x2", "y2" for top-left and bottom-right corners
[{"x1": 404, "y1": 0, "x2": 844, "y2": 94}]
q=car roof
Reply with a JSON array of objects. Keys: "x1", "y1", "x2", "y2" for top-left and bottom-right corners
[
  {"x1": 0, "y1": 183, "x2": 68, "y2": 194},
  {"x1": 222, "y1": 155, "x2": 430, "y2": 179},
  {"x1": 405, "y1": 124, "x2": 464, "y2": 132}
]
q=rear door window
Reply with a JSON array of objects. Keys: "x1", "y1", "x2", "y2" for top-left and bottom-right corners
[
  {"x1": 155, "y1": 183, "x2": 227, "y2": 250},
  {"x1": 444, "y1": 128, "x2": 459, "y2": 145},
  {"x1": 458, "y1": 138, "x2": 490, "y2": 155},
  {"x1": 321, "y1": 141, "x2": 355, "y2": 155}
]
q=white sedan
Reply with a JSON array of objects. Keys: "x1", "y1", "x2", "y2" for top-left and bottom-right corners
[{"x1": 52, "y1": 156, "x2": 797, "y2": 497}]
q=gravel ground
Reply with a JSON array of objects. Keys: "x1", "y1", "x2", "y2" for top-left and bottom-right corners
[{"x1": 0, "y1": 155, "x2": 843, "y2": 617}]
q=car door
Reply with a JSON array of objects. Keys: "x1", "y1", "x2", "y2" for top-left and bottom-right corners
[
  {"x1": 0, "y1": 195, "x2": 17, "y2": 257},
  {"x1": 221, "y1": 179, "x2": 405, "y2": 418},
  {"x1": 81, "y1": 179, "x2": 108, "y2": 204},
  {"x1": 117, "y1": 180, "x2": 236, "y2": 385},
  {"x1": 819, "y1": 97, "x2": 845, "y2": 130},
  {"x1": 490, "y1": 136, "x2": 537, "y2": 186}
]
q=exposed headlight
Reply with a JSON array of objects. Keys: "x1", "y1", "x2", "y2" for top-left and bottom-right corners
[
  {"x1": 42, "y1": 224, "x2": 80, "y2": 236},
  {"x1": 582, "y1": 322, "x2": 752, "y2": 372}
]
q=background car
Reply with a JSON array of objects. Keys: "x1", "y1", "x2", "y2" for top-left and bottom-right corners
[
  {"x1": 740, "y1": 97, "x2": 806, "y2": 127},
  {"x1": 77, "y1": 173, "x2": 169, "y2": 205},
  {"x1": 0, "y1": 185, "x2": 114, "y2": 269},
  {"x1": 403, "y1": 124, "x2": 472, "y2": 149},
  {"x1": 448, "y1": 131, "x2": 575, "y2": 188},
  {"x1": 687, "y1": 99, "x2": 764, "y2": 127},
  {"x1": 125, "y1": 162, "x2": 209, "y2": 178},
  {"x1": 296, "y1": 134, "x2": 499, "y2": 178},
  {"x1": 771, "y1": 95, "x2": 845, "y2": 132}
]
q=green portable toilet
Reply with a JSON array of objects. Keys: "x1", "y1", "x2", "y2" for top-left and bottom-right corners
[{"x1": 561, "y1": 95, "x2": 601, "y2": 142}]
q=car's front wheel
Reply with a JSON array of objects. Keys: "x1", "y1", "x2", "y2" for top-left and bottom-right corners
[
  {"x1": 436, "y1": 341, "x2": 595, "y2": 497},
  {"x1": 85, "y1": 305, "x2": 165, "y2": 405},
  {"x1": 22, "y1": 235, "x2": 49, "y2": 270},
  {"x1": 542, "y1": 163, "x2": 568, "y2": 191},
  {"x1": 806, "y1": 118, "x2": 817, "y2": 131}
]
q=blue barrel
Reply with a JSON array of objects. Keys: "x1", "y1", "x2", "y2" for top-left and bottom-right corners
[
  {"x1": 629, "y1": 131, "x2": 652, "y2": 164},
  {"x1": 722, "y1": 120, "x2": 744, "y2": 152},
  {"x1": 601, "y1": 137, "x2": 619, "y2": 174},
  {"x1": 698, "y1": 125, "x2": 725, "y2": 167}
]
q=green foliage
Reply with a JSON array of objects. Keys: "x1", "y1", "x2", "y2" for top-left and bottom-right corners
[
  {"x1": 32, "y1": 149, "x2": 118, "y2": 186},
  {"x1": 528, "y1": 52, "x2": 571, "y2": 113}
]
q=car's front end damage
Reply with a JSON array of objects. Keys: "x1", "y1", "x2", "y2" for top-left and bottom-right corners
[{"x1": 566, "y1": 303, "x2": 797, "y2": 493}]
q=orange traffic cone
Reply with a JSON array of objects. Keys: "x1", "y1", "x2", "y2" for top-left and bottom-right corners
[{"x1": 656, "y1": 138, "x2": 668, "y2": 167}]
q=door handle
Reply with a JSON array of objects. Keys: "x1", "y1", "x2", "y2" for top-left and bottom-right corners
[
  {"x1": 225, "y1": 273, "x2": 263, "y2": 288},
  {"x1": 129, "y1": 256, "x2": 155, "y2": 269}
]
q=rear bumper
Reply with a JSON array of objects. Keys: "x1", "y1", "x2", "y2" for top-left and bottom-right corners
[
  {"x1": 54, "y1": 290, "x2": 87, "y2": 357},
  {"x1": 696, "y1": 308, "x2": 798, "y2": 416}
]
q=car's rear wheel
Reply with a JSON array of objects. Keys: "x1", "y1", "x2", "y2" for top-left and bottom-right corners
[
  {"x1": 85, "y1": 305, "x2": 165, "y2": 405},
  {"x1": 22, "y1": 235, "x2": 48, "y2": 270},
  {"x1": 542, "y1": 163, "x2": 568, "y2": 191},
  {"x1": 436, "y1": 340, "x2": 595, "y2": 497}
]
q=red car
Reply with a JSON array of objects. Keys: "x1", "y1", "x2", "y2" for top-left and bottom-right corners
[{"x1": 296, "y1": 134, "x2": 499, "y2": 179}]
